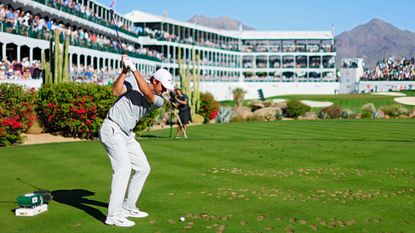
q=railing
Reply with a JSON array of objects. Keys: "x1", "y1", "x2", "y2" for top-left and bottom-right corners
[
  {"x1": 240, "y1": 45, "x2": 336, "y2": 53},
  {"x1": 151, "y1": 35, "x2": 240, "y2": 52},
  {"x1": 0, "y1": 20, "x2": 161, "y2": 62},
  {"x1": 31, "y1": 0, "x2": 139, "y2": 38},
  {"x1": 243, "y1": 77, "x2": 338, "y2": 82}
]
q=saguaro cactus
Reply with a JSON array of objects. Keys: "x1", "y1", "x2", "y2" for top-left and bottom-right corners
[
  {"x1": 62, "y1": 33, "x2": 70, "y2": 82},
  {"x1": 54, "y1": 29, "x2": 61, "y2": 83},
  {"x1": 177, "y1": 46, "x2": 201, "y2": 117},
  {"x1": 41, "y1": 50, "x2": 52, "y2": 84},
  {"x1": 43, "y1": 30, "x2": 70, "y2": 85}
]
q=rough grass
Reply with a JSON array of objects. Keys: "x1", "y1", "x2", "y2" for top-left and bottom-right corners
[{"x1": 0, "y1": 120, "x2": 414, "y2": 233}]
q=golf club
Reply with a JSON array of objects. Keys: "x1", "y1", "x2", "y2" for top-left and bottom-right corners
[{"x1": 109, "y1": 9, "x2": 125, "y2": 53}]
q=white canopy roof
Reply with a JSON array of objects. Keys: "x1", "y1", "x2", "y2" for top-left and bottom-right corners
[{"x1": 124, "y1": 10, "x2": 334, "y2": 40}]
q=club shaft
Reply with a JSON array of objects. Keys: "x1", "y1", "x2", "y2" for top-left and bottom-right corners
[{"x1": 110, "y1": 10, "x2": 124, "y2": 53}]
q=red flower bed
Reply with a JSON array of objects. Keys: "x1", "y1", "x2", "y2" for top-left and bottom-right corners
[{"x1": 0, "y1": 84, "x2": 37, "y2": 146}]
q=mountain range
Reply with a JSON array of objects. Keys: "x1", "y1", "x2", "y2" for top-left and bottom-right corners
[
  {"x1": 335, "y1": 18, "x2": 415, "y2": 66},
  {"x1": 187, "y1": 16, "x2": 415, "y2": 67},
  {"x1": 187, "y1": 15, "x2": 255, "y2": 31}
]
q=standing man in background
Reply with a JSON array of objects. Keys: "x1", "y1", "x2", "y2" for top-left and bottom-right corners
[
  {"x1": 99, "y1": 55, "x2": 174, "y2": 227},
  {"x1": 175, "y1": 88, "x2": 191, "y2": 139}
]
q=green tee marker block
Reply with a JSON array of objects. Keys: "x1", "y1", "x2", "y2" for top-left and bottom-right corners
[{"x1": 16, "y1": 193, "x2": 44, "y2": 208}]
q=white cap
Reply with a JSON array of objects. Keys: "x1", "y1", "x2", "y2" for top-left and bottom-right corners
[{"x1": 152, "y1": 68, "x2": 174, "y2": 90}]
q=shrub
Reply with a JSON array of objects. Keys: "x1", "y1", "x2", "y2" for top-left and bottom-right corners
[
  {"x1": 341, "y1": 109, "x2": 353, "y2": 119},
  {"x1": 216, "y1": 106, "x2": 233, "y2": 123},
  {"x1": 285, "y1": 100, "x2": 311, "y2": 118},
  {"x1": 37, "y1": 82, "x2": 165, "y2": 138},
  {"x1": 275, "y1": 108, "x2": 283, "y2": 120},
  {"x1": 0, "y1": 84, "x2": 37, "y2": 146},
  {"x1": 318, "y1": 111, "x2": 328, "y2": 119},
  {"x1": 381, "y1": 104, "x2": 408, "y2": 118},
  {"x1": 197, "y1": 92, "x2": 220, "y2": 123},
  {"x1": 37, "y1": 83, "x2": 114, "y2": 139},
  {"x1": 361, "y1": 103, "x2": 377, "y2": 119},
  {"x1": 232, "y1": 88, "x2": 246, "y2": 107},
  {"x1": 319, "y1": 105, "x2": 342, "y2": 119}
]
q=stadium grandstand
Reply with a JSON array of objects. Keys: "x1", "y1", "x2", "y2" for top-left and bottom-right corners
[{"x1": 1, "y1": 0, "x2": 414, "y2": 100}]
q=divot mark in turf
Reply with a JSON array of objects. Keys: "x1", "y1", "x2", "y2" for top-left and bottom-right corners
[
  {"x1": 310, "y1": 224, "x2": 318, "y2": 230},
  {"x1": 257, "y1": 215, "x2": 266, "y2": 221},
  {"x1": 206, "y1": 167, "x2": 414, "y2": 180},
  {"x1": 176, "y1": 212, "x2": 232, "y2": 231},
  {"x1": 285, "y1": 224, "x2": 295, "y2": 233}
]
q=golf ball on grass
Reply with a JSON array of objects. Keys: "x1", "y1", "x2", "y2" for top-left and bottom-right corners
[{"x1": 179, "y1": 216, "x2": 185, "y2": 222}]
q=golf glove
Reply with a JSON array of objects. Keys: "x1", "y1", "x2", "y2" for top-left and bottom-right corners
[{"x1": 122, "y1": 57, "x2": 137, "y2": 72}]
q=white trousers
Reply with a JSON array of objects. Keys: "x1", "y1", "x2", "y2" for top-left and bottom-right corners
[{"x1": 99, "y1": 119, "x2": 151, "y2": 216}]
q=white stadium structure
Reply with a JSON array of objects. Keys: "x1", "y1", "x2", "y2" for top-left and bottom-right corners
[{"x1": 1, "y1": 0, "x2": 414, "y2": 100}]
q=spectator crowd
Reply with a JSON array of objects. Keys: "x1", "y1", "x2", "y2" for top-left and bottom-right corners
[
  {"x1": 0, "y1": 58, "x2": 122, "y2": 84},
  {"x1": 361, "y1": 57, "x2": 415, "y2": 81},
  {"x1": 44, "y1": 0, "x2": 137, "y2": 35},
  {"x1": 0, "y1": 4, "x2": 163, "y2": 60},
  {"x1": 0, "y1": 59, "x2": 42, "y2": 80},
  {"x1": 143, "y1": 27, "x2": 239, "y2": 51}
]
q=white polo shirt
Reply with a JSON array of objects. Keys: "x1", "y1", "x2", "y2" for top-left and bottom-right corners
[{"x1": 107, "y1": 76, "x2": 164, "y2": 134}]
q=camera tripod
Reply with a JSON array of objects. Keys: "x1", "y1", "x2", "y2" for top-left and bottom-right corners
[{"x1": 169, "y1": 103, "x2": 188, "y2": 139}]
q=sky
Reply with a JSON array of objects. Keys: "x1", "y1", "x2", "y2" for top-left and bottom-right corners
[{"x1": 101, "y1": 0, "x2": 415, "y2": 35}]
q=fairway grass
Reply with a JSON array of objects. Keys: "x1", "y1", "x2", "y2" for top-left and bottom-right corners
[
  {"x1": 221, "y1": 93, "x2": 415, "y2": 113},
  {"x1": 1, "y1": 120, "x2": 414, "y2": 233}
]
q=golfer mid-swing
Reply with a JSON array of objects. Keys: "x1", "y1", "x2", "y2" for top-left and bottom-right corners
[{"x1": 99, "y1": 55, "x2": 174, "y2": 227}]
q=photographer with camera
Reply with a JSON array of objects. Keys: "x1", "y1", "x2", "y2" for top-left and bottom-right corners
[{"x1": 173, "y1": 88, "x2": 191, "y2": 139}]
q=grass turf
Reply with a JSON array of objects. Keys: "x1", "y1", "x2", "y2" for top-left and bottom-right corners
[{"x1": 0, "y1": 120, "x2": 414, "y2": 233}]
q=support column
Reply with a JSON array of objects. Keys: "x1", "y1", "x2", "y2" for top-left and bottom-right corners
[
  {"x1": 266, "y1": 55, "x2": 269, "y2": 69},
  {"x1": 17, "y1": 45, "x2": 21, "y2": 62},
  {"x1": 29, "y1": 47, "x2": 33, "y2": 64},
  {"x1": 77, "y1": 54, "x2": 80, "y2": 68},
  {"x1": 173, "y1": 46, "x2": 176, "y2": 62},
  {"x1": 2, "y1": 44, "x2": 6, "y2": 61},
  {"x1": 167, "y1": 45, "x2": 170, "y2": 62},
  {"x1": 69, "y1": 53, "x2": 73, "y2": 70}
]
